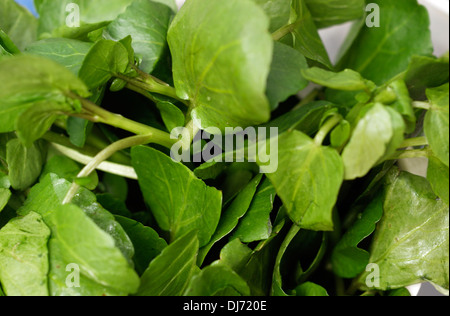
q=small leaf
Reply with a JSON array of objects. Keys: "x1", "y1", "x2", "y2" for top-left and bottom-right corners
[
  {"x1": 266, "y1": 41, "x2": 309, "y2": 110},
  {"x1": 342, "y1": 103, "x2": 394, "y2": 180},
  {"x1": 331, "y1": 192, "x2": 383, "y2": 278},
  {"x1": 424, "y1": 83, "x2": 449, "y2": 167},
  {"x1": 78, "y1": 39, "x2": 130, "y2": 89},
  {"x1": 302, "y1": 67, "x2": 376, "y2": 92},
  {"x1": 6, "y1": 138, "x2": 47, "y2": 191},
  {"x1": 305, "y1": 0, "x2": 365, "y2": 29},
  {"x1": 104, "y1": 0, "x2": 173, "y2": 73},
  {"x1": 295, "y1": 282, "x2": 329, "y2": 296},
  {"x1": 427, "y1": 156, "x2": 449, "y2": 205},
  {"x1": 261, "y1": 130, "x2": 343, "y2": 231}
]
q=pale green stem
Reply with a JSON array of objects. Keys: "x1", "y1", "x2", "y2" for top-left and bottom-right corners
[
  {"x1": 62, "y1": 134, "x2": 154, "y2": 205},
  {"x1": 399, "y1": 136, "x2": 428, "y2": 149},
  {"x1": 314, "y1": 114, "x2": 343, "y2": 146}
]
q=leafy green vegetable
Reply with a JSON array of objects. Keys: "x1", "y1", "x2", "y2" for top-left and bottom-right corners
[
  {"x1": 104, "y1": 0, "x2": 173, "y2": 73},
  {"x1": 0, "y1": 0, "x2": 37, "y2": 50},
  {"x1": 358, "y1": 169, "x2": 449, "y2": 292},
  {"x1": 168, "y1": 0, "x2": 273, "y2": 131},
  {"x1": 131, "y1": 145, "x2": 222, "y2": 247},
  {"x1": 424, "y1": 84, "x2": 449, "y2": 167},
  {"x1": 338, "y1": 0, "x2": 433, "y2": 85},
  {"x1": 0, "y1": 0, "x2": 447, "y2": 298},
  {"x1": 0, "y1": 211, "x2": 50, "y2": 296}
]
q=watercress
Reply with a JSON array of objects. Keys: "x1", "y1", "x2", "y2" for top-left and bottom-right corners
[{"x1": 0, "y1": 0, "x2": 448, "y2": 297}]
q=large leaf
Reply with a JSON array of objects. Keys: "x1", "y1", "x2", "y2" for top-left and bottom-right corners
[
  {"x1": 49, "y1": 204, "x2": 140, "y2": 295},
  {"x1": 35, "y1": 0, "x2": 134, "y2": 36},
  {"x1": 137, "y1": 230, "x2": 199, "y2": 296},
  {"x1": 342, "y1": 103, "x2": 396, "y2": 180},
  {"x1": 168, "y1": 0, "x2": 273, "y2": 131},
  {"x1": 0, "y1": 211, "x2": 50, "y2": 296},
  {"x1": 0, "y1": 55, "x2": 90, "y2": 133},
  {"x1": 424, "y1": 84, "x2": 449, "y2": 167},
  {"x1": 338, "y1": 0, "x2": 433, "y2": 85},
  {"x1": 0, "y1": 0, "x2": 37, "y2": 50},
  {"x1": 304, "y1": 0, "x2": 365, "y2": 29},
  {"x1": 104, "y1": 0, "x2": 173, "y2": 73},
  {"x1": 261, "y1": 130, "x2": 343, "y2": 231},
  {"x1": 19, "y1": 174, "x2": 134, "y2": 265},
  {"x1": 131, "y1": 146, "x2": 222, "y2": 246},
  {"x1": 25, "y1": 38, "x2": 93, "y2": 75},
  {"x1": 358, "y1": 170, "x2": 449, "y2": 292}
]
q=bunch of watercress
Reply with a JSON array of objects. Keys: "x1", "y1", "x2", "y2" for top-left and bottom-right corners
[{"x1": 0, "y1": 0, "x2": 448, "y2": 297}]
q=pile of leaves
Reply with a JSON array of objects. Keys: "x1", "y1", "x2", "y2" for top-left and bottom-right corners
[{"x1": 0, "y1": 0, "x2": 448, "y2": 296}]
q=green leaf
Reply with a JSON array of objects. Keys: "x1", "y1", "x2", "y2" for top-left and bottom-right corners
[
  {"x1": 0, "y1": 29, "x2": 20, "y2": 56},
  {"x1": 78, "y1": 39, "x2": 130, "y2": 89},
  {"x1": 342, "y1": 103, "x2": 395, "y2": 180},
  {"x1": 267, "y1": 42, "x2": 309, "y2": 110},
  {"x1": 424, "y1": 84, "x2": 449, "y2": 167},
  {"x1": 35, "y1": 0, "x2": 134, "y2": 36},
  {"x1": 286, "y1": 0, "x2": 332, "y2": 68},
  {"x1": 427, "y1": 156, "x2": 449, "y2": 205},
  {"x1": 115, "y1": 216, "x2": 168, "y2": 276},
  {"x1": 304, "y1": 0, "x2": 365, "y2": 29},
  {"x1": 330, "y1": 119, "x2": 351, "y2": 148},
  {"x1": 0, "y1": 188, "x2": 11, "y2": 213},
  {"x1": 358, "y1": 170, "x2": 449, "y2": 292},
  {"x1": 19, "y1": 173, "x2": 134, "y2": 267},
  {"x1": 15, "y1": 100, "x2": 75, "y2": 147},
  {"x1": 168, "y1": 0, "x2": 273, "y2": 131},
  {"x1": 66, "y1": 117, "x2": 93, "y2": 148},
  {"x1": 338, "y1": 0, "x2": 433, "y2": 85},
  {"x1": 131, "y1": 146, "x2": 222, "y2": 246},
  {"x1": 302, "y1": 67, "x2": 376, "y2": 92},
  {"x1": 252, "y1": 0, "x2": 291, "y2": 32},
  {"x1": 261, "y1": 131, "x2": 343, "y2": 231},
  {"x1": 6, "y1": 138, "x2": 47, "y2": 191},
  {"x1": 198, "y1": 174, "x2": 263, "y2": 264},
  {"x1": 154, "y1": 98, "x2": 186, "y2": 132},
  {"x1": 0, "y1": 0, "x2": 37, "y2": 50},
  {"x1": 104, "y1": 0, "x2": 173, "y2": 73},
  {"x1": 137, "y1": 230, "x2": 199, "y2": 296},
  {"x1": 0, "y1": 55, "x2": 90, "y2": 133},
  {"x1": 331, "y1": 192, "x2": 383, "y2": 278},
  {"x1": 295, "y1": 282, "x2": 329, "y2": 296},
  {"x1": 184, "y1": 262, "x2": 251, "y2": 296},
  {"x1": 49, "y1": 204, "x2": 140, "y2": 295},
  {"x1": 0, "y1": 211, "x2": 50, "y2": 296},
  {"x1": 232, "y1": 177, "x2": 276, "y2": 242},
  {"x1": 25, "y1": 38, "x2": 93, "y2": 75},
  {"x1": 403, "y1": 55, "x2": 449, "y2": 100},
  {"x1": 383, "y1": 80, "x2": 416, "y2": 134}
]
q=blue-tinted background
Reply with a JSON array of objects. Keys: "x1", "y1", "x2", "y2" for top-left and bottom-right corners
[{"x1": 15, "y1": 0, "x2": 37, "y2": 15}]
